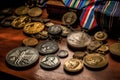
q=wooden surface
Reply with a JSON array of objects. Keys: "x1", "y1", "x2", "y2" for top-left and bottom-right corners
[{"x1": 0, "y1": 8, "x2": 120, "y2": 80}]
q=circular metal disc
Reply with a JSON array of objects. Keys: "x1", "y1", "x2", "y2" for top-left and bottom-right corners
[
  {"x1": 36, "y1": 40, "x2": 59, "y2": 55},
  {"x1": 28, "y1": 7, "x2": 42, "y2": 17},
  {"x1": 83, "y1": 53, "x2": 108, "y2": 69},
  {"x1": 64, "y1": 58, "x2": 83, "y2": 72},
  {"x1": 23, "y1": 37, "x2": 38, "y2": 46},
  {"x1": 15, "y1": 6, "x2": 29, "y2": 15},
  {"x1": 67, "y1": 31, "x2": 91, "y2": 49},
  {"x1": 109, "y1": 43, "x2": 120, "y2": 56},
  {"x1": 6, "y1": 47, "x2": 39, "y2": 68},
  {"x1": 57, "y1": 50, "x2": 68, "y2": 58},
  {"x1": 48, "y1": 25, "x2": 62, "y2": 35},
  {"x1": 23, "y1": 22, "x2": 44, "y2": 34},
  {"x1": 40, "y1": 55, "x2": 61, "y2": 69},
  {"x1": 11, "y1": 16, "x2": 31, "y2": 28},
  {"x1": 94, "y1": 31, "x2": 108, "y2": 41},
  {"x1": 62, "y1": 12, "x2": 77, "y2": 25},
  {"x1": 60, "y1": 25, "x2": 71, "y2": 37}
]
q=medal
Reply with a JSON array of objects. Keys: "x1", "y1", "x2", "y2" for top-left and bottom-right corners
[
  {"x1": 15, "y1": 6, "x2": 29, "y2": 15},
  {"x1": 57, "y1": 50, "x2": 68, "y2": 58}
]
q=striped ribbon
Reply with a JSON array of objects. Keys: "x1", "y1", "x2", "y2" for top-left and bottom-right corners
[{"x1": 62, "y1": 0, "x2": 101, "y2": 30}]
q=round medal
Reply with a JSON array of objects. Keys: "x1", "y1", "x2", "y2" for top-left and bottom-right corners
[
  {"x1": 36, "y1": 40, "x2": 59, "y2": 55},
  {"x1": 62, "y1": 11, "x2": 77, "y2": 25},
  {"x1": 23, "y1": 22, "x2": 44, "y2": 34},
  {"x1": 60, "y1": 25, "x2": 71, "y2": 37},
  {"x1": 15, "y1": 6, "x2": 29, "y2": 15},
  {"x1": 57, "y1": 50, "x2": 68, "y2": 58},
  {"x1": 23, "y1": 37, "x2": 38, "y2": 46},
  {"x1": 83, "y1": 53, "x2": 108, "y2": 69},
  {"x1": 94, "y1": 31, "x2": 108, "y2": 41},
  {"x1": 6, "y1": 47, "x2": 39, "y2": 68},
  {"x1": 73, "y1": 51, "x2": 87, "y2": 59},
  {"x1": 40, "y1": 55, "x2": 61, "y2": 69},
  {"x1": 67, "y1": 31, "x2": 91, "y2": 49},
  {"x1": 96, "y1": 45, "x2": 109, "y2": 55},
  {"x1": 28, "y1": 7, "x2": 42, "y2": 17},
  {"x1": 64, "y1": 58, "x2": 83, "y2": 72},
  {"x1": 11, "y1": 16, "x2": 31, "y2": 28}
]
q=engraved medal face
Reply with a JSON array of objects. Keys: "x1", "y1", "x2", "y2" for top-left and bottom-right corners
[
  {"x1": 23, "y1": 37, "x2": 38, "y2": 46},
  {"x1": 28, "y1": 7, "x2": 42, "y2": 17},
  {"x1": 109, "y1": 43, "x2": 120, "y2": 56},
  {"x1": 94, "y1": 31, "x2": 108, "y2": 41},
  {"x1": 83, "y1": 53, "x2": 108, "y2": 69},
  {"x1": 40, "y1": 55, "x2": 61, "y2": 69},
  {"x1": 67, "y1": 31, "x2": 91, "y2": 48},
  {"x1": 48, "y1": 25, "x2": 62, "y2": 35},
  {"x1": 11, "y1": 16, "x2": 31, "y2": 28},
  {"x1": 23, "y1": 22, "x2": 44, "y2": 34},
  {"x1": 62, "y1": 12, "x2": 77, "y2": 25},
  {"x1": 57, "y1": 50, "x2": 68, "y2": 58},
  {"x1": 36, "y1": 41, "x2": 59, "y2": 55},
  {"x1": 15, "y1": 6, "x2": 29, "y2": 15},
  {"x1": 6, "y1": 47, "x2": 39, "y2": 68},
  {"x1": 64, "y1": 58, "x2": 83, "y2": 72}
]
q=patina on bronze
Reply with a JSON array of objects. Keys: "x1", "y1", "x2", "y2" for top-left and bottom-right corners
[{"x1": 64, "y1": 58, "x2": 83, "y2": 72}]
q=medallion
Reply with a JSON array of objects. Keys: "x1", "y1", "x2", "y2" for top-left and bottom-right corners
[
  {"x1": 60, "y1": 25, "x2": 71, "y2": 37},
  {"x1": 62, "y1": 11, "x2": 77, "y2": 25},
  {"x1": 57, "y1": 50, "x2": 68, "y2": 58},
  {"x1": 64, "y1": 58, "x2": 83, "y2": 72},
  {"x1": 23, "y1": 22, "x2": 44, "y2": 34},
  {"x1": 96, "y1": 45, "x2": 109, "y2": 55},
  {"x1": 6, "y1": 47, "x2": 39, "y2": 68},
  {"x1": 23, "y1": 37, "x2": 38, "y2": 46},
  {"x1": 36, "y1": 40, "x2": 59, "y2": 55},
  {"x1": 40, "y1": 55, "x2": 61, "y2": 69},
  {"x1": 94, "y1": 31, "x2": 108, "y2": 41},
  {"x1": 28, "y1": 7, "x2": 42, "y2": 17},
  {"x1": 83, "y1": 53, "x2": 108, "y2": 69},
  {"x1": 11, "y1": 16, "x2": 31, "y2": 28},
  {"x1": 73, "y1": 51, "x2": 87, "y2": 59},
  {"x1": 67, "y1": 31, "x2": 91, "y2": 49},
  {"x1": 15, "y1": 6, "x2": 29, "y2": 15}
]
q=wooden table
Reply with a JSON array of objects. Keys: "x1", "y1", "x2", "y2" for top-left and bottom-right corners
[{"x1": 0, "y1": 8, "x2": 120, "y2": 80}]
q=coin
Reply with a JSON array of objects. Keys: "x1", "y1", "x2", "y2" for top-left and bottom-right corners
[
  {"x1": 73, "y1": 51, "x2": 87, "y2": 59},
  {"x1": 87, "y1": 40, "x2": 102, "y2": 52},
  {"x1": 57, "y1": 50, "x2": 68, "y2": 58},
  {"x1": 60, "y1": 25, "x2": 71, "y2": 37},
  {"x1": 36, "y1": 40, "x2": 59, "y2": 55},
  {"x1": 11, "y1": 16, "x2": 31, "y2": 28},
  {"x1": 28, "y1": 7, "x2": 42, "y2": 17},
  {"x1": 109, "y1": 43, "x2": 120, "y2": 57},
  {"x1": 23, "y1": 37, "x2": 38, "y2": 46},
  {"x1": 48, "y1": 24, "x2": 62, "y2": 35},
  {"x1": 94, "y1": 31, "x2": 108, "y2": 41},
  {"x1": 23, "y1": 22, "x2": 44, "y2": 34},
  {"x1": 40, "y1": 55, "x2": 61, "y2": 69},
  {"x1": 83, "y1": 53, "x2": 108, "y2": 69},
  {"x1": 15, "y1": 6, "x2": 29, "y2": 15},
  {"x1": 67, "y1": 31, "x2": 91, "y2": 49},
  {"x1": 6, "y1": 47, "x2": 39, "y2": 68},
  {"x1": 62, "y1": 11, "x2": 77, "y2": 25},
  {"x1": 64, "y1": 58, "x2": 83, "y2": 72},
  {"x1": 96, "y1": 45, "x2": 109, "y2": 55},
  {"x1": 33, "y1": 30, "x2": 48, "y2": 40}
]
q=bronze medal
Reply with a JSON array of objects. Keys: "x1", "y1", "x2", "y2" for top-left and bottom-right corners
[
  {"x1": 11, "y1": 16, "x2": 31, "y2": 28},
  {"x1": 15, "y1": 6, "x2": 29, "y2": 15},
  {"x1": 62, "y1": 11, "x2": 77, "y2": 25},
  {"x1": 67, "y1": 31, "x2": 91, "y2": 49},
  {"x1": 94, "y1": 31, "x2": 108, "y2": 41},
  {"x1": 23, "y1": 37, "x2": 38, "y2": 46},
  {"x1": 64, "y1": 58, "x2": 83, "y2": 72},
  {"x1": 83, "y1": 53, "x2": 108, "y2": 69},
  {"x1": 28, "y1": 7, "x2": 42, "y2": 17},
  {"x1": 23, "y1": 22, "x2": 44, "y2": 34},
  {"x1": 96, "y1": 45, "x2": 109, "y2": 55}
]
